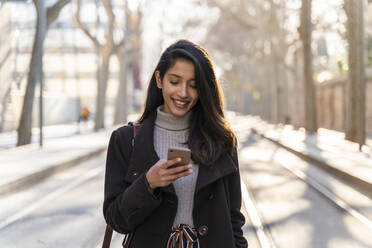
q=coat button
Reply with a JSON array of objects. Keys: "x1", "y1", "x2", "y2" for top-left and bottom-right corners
[
  {"x1": 208, "y1": 194, "x2": 214, "y2": 200},
  {"x1": 132, "y1": 171, "x2": 138, "y2": 177},
  {"x1": 198, "y1": 225, "x2": 208, "y2": 236}
]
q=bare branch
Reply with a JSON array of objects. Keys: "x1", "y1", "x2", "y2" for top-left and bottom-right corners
[
  {"x1": 102, "y1": 0, "x2": 115, "y2": 43},
  {"x1": 102, "y1": 0, "x2": 115, "y2": 24},
  {"x1": 112, "y1": 0, "x2": 130, "y2": 54},
  {"x1": 113, "y1": 38, "x2": 127, "y2": 54},
  {"x1": 210, "y1": 1, "x2": 257, "y2": 30},
  {"x1": 74, "y1": 0, "x2": 100, "y2": 46},
  {"x1": 46, "y1": 0, "x2": 71, "y2": 27},
  {"x1": 284, "y1": 63, "x2": 295, "y2": 74}
]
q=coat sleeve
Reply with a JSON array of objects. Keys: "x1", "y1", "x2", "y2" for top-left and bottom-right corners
[
  {"x1": 228, "y1": 147, "x2": 249, "y2": 248},
  {"x1": 103, "y1": 129, "x2": 162, "y2": 234}
]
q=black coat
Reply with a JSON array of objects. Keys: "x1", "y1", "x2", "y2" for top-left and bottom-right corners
[{"x1": 103, "y1": 112, "x2": 248, "y2": 248}]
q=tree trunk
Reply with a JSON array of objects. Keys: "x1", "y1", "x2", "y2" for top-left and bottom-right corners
[
  {"x1": 17, "y1": 0, "x2": 70, "y2": 146},
  {"x1": 344, "y1": 0, "x2": 366, "y2": 147},
  {"x1": 114, "y1": 1, "x2": 130, "y2": 125},
  {"x1": 264, "y1": 55, "x2": 273, "y2": 122},
  {"x1": 300, "y1": 0, "x2": 317, "y2": 133},
  {"x1": 268, "y1": 0, "x2": 289, "y2": 124},
  {"x1": 94, "y1": 51, "x2": 111, "y2": 130},
  {"x1": 113, "y1": 51, "x2": 128, "y2": 125},
  {"x1": 75, "y1": 0, "x2": 121, "y2": 131},
  {"x1": 17, "y1": 2, "x2": 46, "y2": 146},
  {"x1": 0, "y1": 88, "x2": 10, "y2": 132},
  {"x1": 272, "y1": 54, "x2": 282, "y2": 123}
]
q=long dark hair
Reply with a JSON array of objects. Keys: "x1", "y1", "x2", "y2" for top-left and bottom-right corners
[{"x1": 138, "y1": 39, "x2": 236, "y2": 166}]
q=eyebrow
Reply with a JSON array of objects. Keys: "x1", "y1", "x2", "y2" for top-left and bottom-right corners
[{"x1": 168, "y1": 73, "x2": 195, "y2": 81}]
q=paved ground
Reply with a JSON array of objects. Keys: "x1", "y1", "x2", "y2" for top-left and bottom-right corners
[
  {"x1": 239, "y1": 114, "x2": 372, "y2": 197},
  {"x1": 0, "y1": 112, "x2": 371, "y2": 207},
  {"x1": 0, "y1": 115, "x2": 138, "y2": 196},
  {"x1": 1, "y1": 113, "x2": 372, "y2": 247}
]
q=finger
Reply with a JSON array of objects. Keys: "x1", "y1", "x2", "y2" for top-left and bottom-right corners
[
  {"x1": 156, "y1": 159, "x2": 167, "y2": 167},
  {"x1": 166, "y1": 164, "x2": 192, "y2": 175},
  {"x1": 163, "y1": 157, "x2": 182, "y2": 168},
  {"x1": 163, "y1": 169, "x2": 193, "y2": 181}
]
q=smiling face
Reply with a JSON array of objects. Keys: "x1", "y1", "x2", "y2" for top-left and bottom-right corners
[{"x1": 155, "y1": 59, "x2": 199, "y2": 117}]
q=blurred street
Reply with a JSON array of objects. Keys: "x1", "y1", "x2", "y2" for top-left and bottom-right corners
[
  {"x1": 0, "y1": 121, "x2": 94, "y2": 150},
  {"x1": 0, "y1": 112, "x2": 371, "y2": 247}
]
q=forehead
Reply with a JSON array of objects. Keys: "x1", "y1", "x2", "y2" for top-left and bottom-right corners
[{"x1": 166, "y1": 59, "x2": 195, "y2": 78}]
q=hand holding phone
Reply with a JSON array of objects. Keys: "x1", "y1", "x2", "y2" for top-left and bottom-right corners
[
  {"x1": 167, "y1": 147, "x2": 191, "y2": 168},
  {"x1": 145, "y1": 148, "x2": 192, "y2": 189}
]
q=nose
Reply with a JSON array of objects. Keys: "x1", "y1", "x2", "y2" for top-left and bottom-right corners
[{"x1": 177, "y1": 82, "x2": 188, "y2": 98}]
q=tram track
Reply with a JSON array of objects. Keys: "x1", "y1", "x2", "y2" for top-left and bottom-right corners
[
  {"x1": 0, "y1": 166, "x2": 103, "y2": 231},
  {"x1": 239, "y1": 132, "x2": 372, "y2": 248},
  {"x1": 277, "y1": 160, "x2": 372, "y2": 231}
]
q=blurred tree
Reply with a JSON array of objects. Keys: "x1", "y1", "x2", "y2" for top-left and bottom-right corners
[
  {"x1": 17, "y1": 0, "x2": 71, "y2": 146},
  {"x1": 113, "y1": 7, "x2": 129, "y2": 125},
  {"x1": 267, "y1": 0, "x2": 289, "y2": 124},
  {"x1": 114, "y1": 45, "x2": 128, "y2": 125},
  {"x1": 299, "y1": 0, "x2": 317, "y2": 133},
  {"x1": 113, "y1": 0, "x2": 131, "y2": 125},
  {"x1": 367, "y1": 36, "x2": 372, "y2": 66},
  {"x1": 344, "y1": 0, "x2": 366, "y2": 149},
  {"x1": 208, "y1": 0, "x2": 257, "y2": 29},
  {"x1": 204, "y1": 0, "x2": 294, "y2": 123},
  {"x1": 114, "y1": 3, "x2": 143, "y2": 124},
  {"x1": 203, "y1": 0, "x2": 257, "y2": 115},
  {"x1": 75, "y1": 0, "x2": 126, "y2": 130}
]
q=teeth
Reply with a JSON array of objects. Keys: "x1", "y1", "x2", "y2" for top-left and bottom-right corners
[{"x1": 174, "y1": 100, "x2": 187, "y2": 105}]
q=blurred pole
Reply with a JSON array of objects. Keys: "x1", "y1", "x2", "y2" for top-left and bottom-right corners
[{"x1": 38, "y1": 0, "x2": 46, "y2": 147}]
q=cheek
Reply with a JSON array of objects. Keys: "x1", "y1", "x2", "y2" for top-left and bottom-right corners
[
  {"x1": 161, "y1": 87, "x2": 173, "y2": 102},
  {"x1": 191, "y1": 91, "x2": 199, "y2": 101}
]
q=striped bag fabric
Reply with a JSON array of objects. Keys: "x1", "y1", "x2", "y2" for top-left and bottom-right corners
[{"x1": 166, "y1": 224, "x2": 200, "y2": 248}]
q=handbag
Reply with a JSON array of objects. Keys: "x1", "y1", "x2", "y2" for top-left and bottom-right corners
[{"x1": 102, "y1": 122, "x2": 141, "y2": 248}]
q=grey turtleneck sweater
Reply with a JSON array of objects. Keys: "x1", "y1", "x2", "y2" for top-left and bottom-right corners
[{"x1": 154, "y1": 106, "x2": 199, "y2": 228}]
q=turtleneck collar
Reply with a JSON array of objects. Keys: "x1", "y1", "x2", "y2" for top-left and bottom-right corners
[{"x1": 155, "y1": 105, "x2": 191, "y2": 131}]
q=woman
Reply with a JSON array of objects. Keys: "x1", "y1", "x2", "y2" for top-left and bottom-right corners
[{"x1": 103, "y1": 40, "x2": 248, "y2": 248}]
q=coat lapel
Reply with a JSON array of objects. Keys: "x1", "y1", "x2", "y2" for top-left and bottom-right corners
[{"x1": 195, "y1": 152, "x2": 237, "y2": 193}]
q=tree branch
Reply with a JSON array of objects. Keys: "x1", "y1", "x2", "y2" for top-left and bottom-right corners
[
  {"x1": 112, "y1": 0, "x2": 130, "y2": 54},
  {"x1": 113, "y1": 38, "x2": 127, "y2": 54},
  {"x1": 46, "y1": 0, "x2": 71, "y2": 27},
  {"x1": 102, "y1": 0, "x2": 115, "y2": 43},
  {"x1": 210, "y1": 1, "x2": 257, "y2": 30},
  {"x1": 74, "y1": 0, "x2": 100, "y2": 46}
]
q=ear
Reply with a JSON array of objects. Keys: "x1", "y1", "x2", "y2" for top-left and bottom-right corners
[{"x1": 155, "y1": 71, "x2": 162, "y2": 89}]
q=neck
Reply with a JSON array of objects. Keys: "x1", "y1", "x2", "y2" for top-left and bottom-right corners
[{"x1": 155, "y1": 105, "x2": 191, "y2": 131}]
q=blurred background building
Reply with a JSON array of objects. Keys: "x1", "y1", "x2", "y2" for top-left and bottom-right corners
[{"x1": 0, "y1": 0, "x2": 144, "y2": 133}]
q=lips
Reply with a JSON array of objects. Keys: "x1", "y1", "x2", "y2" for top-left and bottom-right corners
[{"x1": 173, "y1": 98, "x2": 189, "y2": 109}]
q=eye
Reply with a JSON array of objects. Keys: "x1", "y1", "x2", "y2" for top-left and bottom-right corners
[
  {"x1": 190, "y1": 84, "x2": 197, "y2": 89},
  {"x1": 170, "y1": 81, "x2": 178, "y2": 85}
]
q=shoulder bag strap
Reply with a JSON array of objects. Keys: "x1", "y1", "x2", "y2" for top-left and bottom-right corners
[
  {"x1": 102, "y1": 225, "x2": 114, "y2": 248},
  {"x1": 102, "y1": 122, "x2": 141, "y2": 248}
]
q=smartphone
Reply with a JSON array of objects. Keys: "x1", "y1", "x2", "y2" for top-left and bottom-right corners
[{"x1": 167, "y1": 147, "x2": 191, "y2": 168}]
